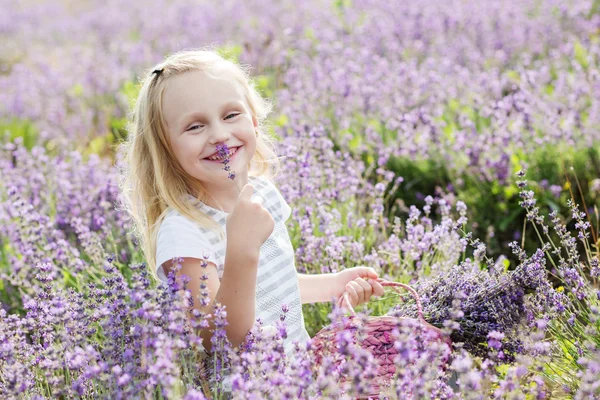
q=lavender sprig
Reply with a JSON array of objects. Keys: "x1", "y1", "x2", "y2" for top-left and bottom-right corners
[{"x1": 215, "y1": 143, "x2": 241, "y2": 193}]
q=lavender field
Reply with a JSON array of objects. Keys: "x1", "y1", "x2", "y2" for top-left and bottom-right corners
[{"x1": 1, "y1": 0, "x2": 600, "y2": 398}]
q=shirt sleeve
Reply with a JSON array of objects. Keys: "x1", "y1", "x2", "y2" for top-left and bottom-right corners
[
  {"x1": 155, "y1": 212, "x2": 221, "y2": 278},
  {"x1": 276, "y1": 188, "x2": 292, "y2": 222},
  {"x1": 257, "y1": 176, "x2": 292, "y2": 222}
]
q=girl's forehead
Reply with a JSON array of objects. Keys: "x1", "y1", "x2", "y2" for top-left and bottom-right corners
[
  {"x1": 166, "y1": 69, "x2": 242, "y2": 97},
  {"x1": 161, "y1": 70, "x2": 247, "y2": 129}
]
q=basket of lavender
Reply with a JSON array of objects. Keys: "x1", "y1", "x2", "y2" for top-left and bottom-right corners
[
  {"x1": 311, "y1": 279, "x2": 453, "y2": 397},
  {"x1": 387, "y1": 248, "x2": 554, "y2": 362}
]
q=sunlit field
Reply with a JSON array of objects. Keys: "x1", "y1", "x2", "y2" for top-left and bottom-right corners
[{"x1": 1, "y1": 0, "x2": 599, "y2": 398}]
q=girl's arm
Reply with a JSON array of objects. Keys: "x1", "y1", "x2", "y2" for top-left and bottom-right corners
[
  {"x1": 298, "y1": 267, "x2": 384, "y2": 306},
  {"x1": 297, "y1": 273, "x2": 337, "y2": 304},
  {"x1": 170, "y1": 243, "x2": 260, "y2": 353},
  {"x1": 215, "y1": 243, "x2": 260, "y2": 347}
]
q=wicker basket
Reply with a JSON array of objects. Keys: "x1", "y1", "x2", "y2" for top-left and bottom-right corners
[{"x1": 310, "y1": 278, "x2": 452, "y2": 398}]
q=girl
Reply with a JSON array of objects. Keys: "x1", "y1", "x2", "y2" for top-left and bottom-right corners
[{"x1": 118, "y1": 48, "x2": 385, "y2": 371}]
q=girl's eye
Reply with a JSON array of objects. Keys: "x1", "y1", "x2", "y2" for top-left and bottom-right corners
[
  {"x1": 187, "y1": 125, "x2": 203, "y2": 132},
  {"x1": 186, "y1": 113, "x2": 239, "y2": 132}
]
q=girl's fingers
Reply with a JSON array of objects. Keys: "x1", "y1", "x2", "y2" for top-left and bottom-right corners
[
  {"x1": 342, "y1": 276, "x2": 385, "y2": 310},
  {"x1": 353, "y1": 277, "x2": 372, "y2": 301},
  {"x1": 345, "y1": 282, "x2": 359, "y2": 306},
  {"x1": 353, "y1": 278, "x2": 369, "y2": 304},
  {"x1": 371, "y1": 280, "x2": 385, "y2": 297}
]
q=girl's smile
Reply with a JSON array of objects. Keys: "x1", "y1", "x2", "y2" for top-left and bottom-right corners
[{"x1": 203, "y1": 145, "x2": 242, "y2": 164}]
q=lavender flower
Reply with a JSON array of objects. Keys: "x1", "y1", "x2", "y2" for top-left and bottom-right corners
[
  {"x1": 388, "y1": 248, "x2": 555, "y2": 361},
  {"x1": 215, "y1": 143, "x2": 236, "y2": 181},
  {"x1": 487, "y1": 331, "x2": 505, "y2": 351}
]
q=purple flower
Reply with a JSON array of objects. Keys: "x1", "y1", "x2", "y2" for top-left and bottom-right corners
[
  {"x1": 487, "y1": 331, "x2": 505, "y2": 351},
  {"x1": 388, "y1": 247, "x2": 553, "y2": 361},
  {"x1": 215, "y1": 143, "x2": 236, "y2": 181},
  {"x1": 549, "y1": 185, "x2": 562, "y2": 198}
]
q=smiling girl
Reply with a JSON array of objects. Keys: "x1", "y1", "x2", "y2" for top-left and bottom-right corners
[{"x1": 118, "y1": 48, "x2": 384, "y2": 391}]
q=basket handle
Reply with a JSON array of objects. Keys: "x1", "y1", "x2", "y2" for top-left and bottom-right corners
[{"x1": 337, "y1": 278, "x2": 425, "y2": 323}]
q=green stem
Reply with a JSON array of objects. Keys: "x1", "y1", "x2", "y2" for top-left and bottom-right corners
[
  {"x1": 521, "y1": 216, "x2": 527, "y2": 249},
  {"x1": 530, "y1": 223, "x2": 559, "y2": 272}
]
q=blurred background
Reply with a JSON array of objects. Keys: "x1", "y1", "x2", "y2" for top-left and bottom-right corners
[{"x1": 1, "y1": 0, "x2": 599, "y2": 397}]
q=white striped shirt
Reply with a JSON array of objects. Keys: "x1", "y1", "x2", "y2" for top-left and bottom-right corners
[{"x1": 155, "y1": 175, "x2": 310, "y2": 358}]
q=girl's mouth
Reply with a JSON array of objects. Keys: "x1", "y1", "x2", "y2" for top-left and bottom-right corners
[{"x1": 203, "y1": 146, "x2": 241, "y2": 163}]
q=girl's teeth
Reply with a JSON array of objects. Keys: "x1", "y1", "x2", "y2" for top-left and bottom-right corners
[{"x1": 207, "y1": 147, "x2": 238, "y2": 161}]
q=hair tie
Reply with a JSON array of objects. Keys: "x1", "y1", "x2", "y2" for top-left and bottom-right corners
[{"x1": 152, "y1": 68, "x2": 164, "y2": 77}]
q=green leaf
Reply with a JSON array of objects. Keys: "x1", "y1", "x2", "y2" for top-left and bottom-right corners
[
  {"x1": 574, "y1": 40, "x2": 589, "y2": 69},
  {"x1": 110, "y1": 116, "x2": 129, "y2": 142},
  {"x1": 447, "y1": 99, "x2": 460, "y2": 113},
  {"x1": 499, "y1": 207, "x2": 522, "y2": 231},
  {"x1": 68, "y1": 83, "x2": 84, "y2": 97},
  {"x1": 506, "y1": 70, "x2": 520, "y2": 83},
  {"x1": 510, "y1": 152, "x2": 524, "y2": 174},
  {"x1": 273, "y1": 113, "x2": 288, "y2": 127},
  {"x1": 121, "y1": 80, "x2": 141, "y2": 110},
  {"x1": 496, "y1": 363, "x2": 510, "y2": 376},
  {"x1": 128, "y1": 29, "x2": 141, "y2": 41},
  {"x1": 334, "y1": 0, "x2": 353, "y2": 10},
  {"x1": 491, "y1": 181, "x2": 501, "y2": 195},
  {"x1": 443, "y1": 123, "x2": 456, "y2": 144},
  {"x1": 216, "y1": 44, "x2": 243, "y2": 64},
  {"x1": 304, "y1": 27, "x2": 316, "y2": 41},
  {"x1": 503, "y1": 184, "x2": 518, "y2": 199},
  {"x1": 62, "y1": 269, "x2": 76, "y2": 287},
  {"x1": 254, "y1": 74, "x2": 273, "y2": 98},
  {"x1": 1, "y1": 118, "x2": 38, "y2": 150},
  {"x1": 349, "y1": 133, "x2": 362, "y2": 151},
  {"x1": 88, "y1": 135, "x2": 107, "y2": 155},
  {"x1": 544, "y1": 197, "x2": 560, "y2": 211}
]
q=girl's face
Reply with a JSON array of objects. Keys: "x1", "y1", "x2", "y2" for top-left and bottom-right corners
[{"x1": 161, "y1": 69, "x2": 258, "y2": 188}]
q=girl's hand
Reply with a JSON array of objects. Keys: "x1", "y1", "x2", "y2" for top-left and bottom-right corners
[
  {"x1": 332, "y1": 267, "x2": 385, "y2": 311},
  {"x1": 226, "y1": 184, "x2": 274, "y2": 256}
]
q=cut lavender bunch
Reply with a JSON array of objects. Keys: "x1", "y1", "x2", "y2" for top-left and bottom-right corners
[{"x1": 387, "y1": 249, "x2": 558, "y2": 361}]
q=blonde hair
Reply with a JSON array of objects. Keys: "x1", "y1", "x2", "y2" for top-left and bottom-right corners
[{"x1": 117, "y1": 48, "x2": 280, "y2": 279}]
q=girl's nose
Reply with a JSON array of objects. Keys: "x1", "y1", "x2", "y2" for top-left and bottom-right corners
[{"x1": 210, "y1": 127, "x2": 232, "y2": 144}]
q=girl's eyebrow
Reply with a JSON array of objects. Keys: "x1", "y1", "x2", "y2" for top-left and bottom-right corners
[{"x1": 179, "y1": 100, "x2": 244, "y2": 130}]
